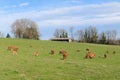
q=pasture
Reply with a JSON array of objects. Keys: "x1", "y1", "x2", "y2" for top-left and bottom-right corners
[{"x1": 0, "y1": 38, "x2": 120, "y2": 80}]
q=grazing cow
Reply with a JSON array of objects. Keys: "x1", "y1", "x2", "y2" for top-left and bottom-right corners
[
  {"x1": 59, "y1": 50, "x2": 68, "y2": 60},
  {"x1": 7, "y1": 46, "x2": 13, "y2": 51},
  {"x1": 85, "y1": 52, "x2": 95, "y2": 59},
  {"x1": 7, "y1": 46, "x2": 19, "y2": 55},
  {"x1": 33, "y1": 52, "x2": 39, "y2": 56},
  {"x1": 13, "y1": 47, "x2": 19, "y2": 52},
  {"x1": 50, "y1": 49, "x2": 55, "y2": 55},
  {"x1": 12, "y1": 47, "x2": 19, "y2": 55}
]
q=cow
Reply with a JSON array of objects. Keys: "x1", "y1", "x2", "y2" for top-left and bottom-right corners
[
  {"x1": 85, "y1": 52, "x2": 95, "y2": 59},
  {"x1": 13, "y1": 47, "x2": 19, "y2": 52},
  {"x1": 7, "y1": 46, "x2": 13, "y2": 51},
  {"x1": 50, "y1": 49, "x2": 55, "y2": 55},
  {"x1": 12, "y1": 47, "x2": 19, "y2": 55},
  {"x1": 59, "y1": 50, "x2": 68, "y2": 60},
  {"x1": 33, "y1": 52, "x2": 39, "y2": 56}
]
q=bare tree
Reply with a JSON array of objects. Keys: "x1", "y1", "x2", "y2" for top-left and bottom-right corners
[
  {"x1": 11, "y1": 18, "x2": 40, "y2": 40},
  {"x1": 75, "y1": 29, "x2": 84, "y2": 42},
  {"x1": 88, "y1": 26, "x2": 98, "y2": 43},
  {"x1": 98, "y1": 32, "x2": 106, "y2": 44},
  {"x1": 106, "y1": 30, "x2": 117, "y2": 44},
  {"x1": 54, "y1": 29, "x2": 60, "y2": 38}
]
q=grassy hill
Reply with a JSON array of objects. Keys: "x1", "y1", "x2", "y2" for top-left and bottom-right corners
[{"x1": 0, "y1": 38, "x2": 120, "y2": 80}]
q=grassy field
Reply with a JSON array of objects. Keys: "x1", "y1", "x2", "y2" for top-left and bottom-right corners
[{"x1": 0, "y1": 38, "x2": 120, "y2": 80}]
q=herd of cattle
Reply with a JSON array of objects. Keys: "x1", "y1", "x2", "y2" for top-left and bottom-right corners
[{"x1": 7, "y1": 45, "x2": 116, "y2": 60}]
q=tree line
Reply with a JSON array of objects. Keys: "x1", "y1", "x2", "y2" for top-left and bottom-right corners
[{"x1": 53, "y1": 26, "x2": 120, "y2": 45}]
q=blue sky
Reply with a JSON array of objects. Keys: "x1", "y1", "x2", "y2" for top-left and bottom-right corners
[{"x1": 0, "y1": 0, "x2": 120, "y2": 40}]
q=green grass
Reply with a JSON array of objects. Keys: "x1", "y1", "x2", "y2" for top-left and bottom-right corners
[{"x1": 0, "y1": 38, "x2": 120, "y2": 80}]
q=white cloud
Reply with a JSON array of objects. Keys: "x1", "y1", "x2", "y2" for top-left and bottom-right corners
[
  {"x1": 19, "y1": 2, "x2": 29, "y2": 7},
  {"x1": 1, "y1": 2, "x2": 120, "y2": 29},
  {"x1": 35, "y1": 2, "x2": 120, "y2": 27}
]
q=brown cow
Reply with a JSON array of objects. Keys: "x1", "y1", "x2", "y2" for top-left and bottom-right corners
[
  {"x1": 59, "y1": 50, "x2": 68, "y2": 60},
  {"x1": 50, "y1": 49, "x2": 55, "y2": 55},
  {"x1": 7, "y1": 46, "x2": 13, "y2": 51},
  {"x1": 13, "y1": 47, "x2": 19, "y2": 52},
  {"x1": 85, "y1": 52, "x2": 95, "y2": 59},
  {"x1": 12, "y1": 47, "x2": 19, "y2": 55},
  {"x1": 33, "y1": 52, "x2": 39, "y2": 56}
]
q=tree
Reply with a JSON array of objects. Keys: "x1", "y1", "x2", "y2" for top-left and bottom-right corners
[
  {"x1": 11, "y1": 18, "x2": 40, "y2": 40},
  {"x1": 75, "y1": 29, "x2": 84, "y2": 42},
  {"x1": 105, "y1": 30, "x2": 117, "y2": 44},
  {"x1": 54, "y1": 29, "x2": 60, "y2": 38}
]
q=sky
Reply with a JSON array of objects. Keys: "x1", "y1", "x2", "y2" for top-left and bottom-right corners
[{"x1": 0, "y1": 0, "x2": 120, "y2": 40}]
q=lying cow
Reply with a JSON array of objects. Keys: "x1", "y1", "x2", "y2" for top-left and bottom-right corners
[
  {"x1": 33, "y1": 52, "x2": 39, "y2": 56},
  {"x1": 85, "y1": 52, "x2": 95, "y2": 59}
]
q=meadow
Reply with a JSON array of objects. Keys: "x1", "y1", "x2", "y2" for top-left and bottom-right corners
[{"x1": 0, "y1": 38, "x2": 120, "y2": 80}]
